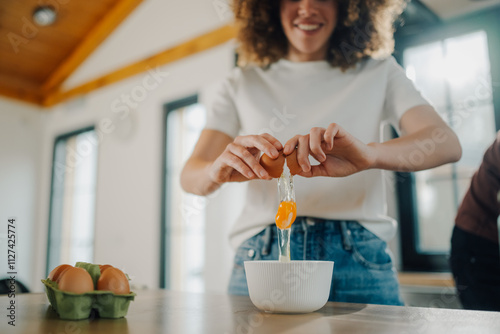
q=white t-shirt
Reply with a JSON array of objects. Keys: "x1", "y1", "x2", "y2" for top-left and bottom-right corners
[{"x1": 203, "y1": 56, "x2": 429, "y2": 249}]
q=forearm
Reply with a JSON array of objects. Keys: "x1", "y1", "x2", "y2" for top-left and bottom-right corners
[
  {"x1": 369, "y1": 125, "x2": 462, "y2": 172},
  {"x1": 180, "y1": 158, "x2": 222, "y2": 196}
]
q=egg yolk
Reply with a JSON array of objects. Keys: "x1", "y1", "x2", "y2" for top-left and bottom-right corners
[{"x1": 275, "y1": 201, "x2": 297, "y2": 229}]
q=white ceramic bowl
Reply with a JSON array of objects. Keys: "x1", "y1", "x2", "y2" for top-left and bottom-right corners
[{"x1": 244, "y1": 260, "x2": 334, "y2": 313}]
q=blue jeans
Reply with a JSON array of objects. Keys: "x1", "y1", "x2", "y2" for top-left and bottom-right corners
[{"x1": 228, "y1": 218, "x2": 403, "y2": 306}]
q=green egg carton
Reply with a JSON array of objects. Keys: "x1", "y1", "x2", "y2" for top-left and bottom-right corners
[{"x1": 41, "y1": 262, "x2": 136, "y2": 320}]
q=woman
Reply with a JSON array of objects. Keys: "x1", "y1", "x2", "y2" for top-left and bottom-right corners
[{"x1": 181, "y1": 0, "x2": 461, "y2": 305}]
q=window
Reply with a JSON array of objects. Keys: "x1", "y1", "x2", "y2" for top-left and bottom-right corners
[
  {"x1": 397, "y1": 30, "x2": 497, "y2": 271},
  {"x1": 161, "y1": 96, "x2": 207, "y2": 291},
  {"x1": 46, "y1": 127, "x2": 99, "y2": 275}
]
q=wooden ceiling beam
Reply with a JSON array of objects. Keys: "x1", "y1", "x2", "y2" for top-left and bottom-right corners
[
  {"x1": 41, "y1": 0, "x2": 144, "y2": 94},
  {"x1": 0, "y1": 84, "x2": 43, "y2": 106},
  {"x1": 43, "y1": 24, "x2": 237, "y2": 107},
  {"x1": 0, "y1": 73, "x2": 44, "y2": 105}
]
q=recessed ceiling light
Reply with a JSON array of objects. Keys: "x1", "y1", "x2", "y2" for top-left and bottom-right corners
[{"x1": 32, "y1": 6, "x2": 57, "y2": 26}]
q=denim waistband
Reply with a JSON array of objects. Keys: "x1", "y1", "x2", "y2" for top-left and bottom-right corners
[
  {"x1": 293, "y1": 217, "x2": 359, "y2": 232},
  {"x1": 260, "y1": 217, "x2": 359, "y2": 255}
]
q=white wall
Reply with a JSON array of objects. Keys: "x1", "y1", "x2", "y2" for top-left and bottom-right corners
[{"x1": 0, "y1": 99, "x2": 43, "y2": 290}]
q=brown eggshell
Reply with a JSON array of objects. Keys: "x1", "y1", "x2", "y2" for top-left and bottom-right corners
[
  {"x1": 58, "y1": 267, "x2": 94, "y2": 293},
  {"x1": 48, "y1": 264, "x2": 73, "y2": 283},
  {"x1": 99, "y1": 264, "x2": 113, "y2": 273},
  {"x1": 259, "y1": 151, "x2": 285, "y2": 178},
  {"x1": 285, "y1": 149, "x2": 302, "y2": 175},
  {"x1": 97, "y1": 267, "x2": 130, "y2": 295}
]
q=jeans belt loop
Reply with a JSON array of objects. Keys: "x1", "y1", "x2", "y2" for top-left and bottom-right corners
[
  {"x1": 261, "y1": 225, "x2": 273, "y2": 256},
  {"x1": 340, "y1": 220, "x2": 353, "y2": 251}
]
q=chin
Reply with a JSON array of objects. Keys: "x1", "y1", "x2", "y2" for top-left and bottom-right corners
[
  {"x1": 291, "y1": 38, "x2": 327, "y2": 53},
  {"x1": 294, "y1": 46, "x2": 327, "y2": 60}
]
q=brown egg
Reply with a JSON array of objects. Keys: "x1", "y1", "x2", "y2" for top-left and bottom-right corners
[
  {"x1": 259, "y1": 151, "x2": 285, "y2": 178},
  {"x1": 99, "y1": 264, "x2": 113, "y2": 273},
  {"x1": 48, "y1": 264, "x2": 73, "y2": 283},
  {"x1": 285, "y1": 149, "x2": 302, "y2": 175},
  {"x1": 97, "y1": 267, "x2": 130, "y2": 295},
  {"x1": 58, "y1": 267, "x2": 94, "y2": 293}
]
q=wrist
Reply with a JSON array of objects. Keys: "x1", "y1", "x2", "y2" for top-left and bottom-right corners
[
  {"x1": 366, "y1": 142, "x2": 380, "y2": 170},
  {"x1": 205, "y1": 164, "x2": 223, "y2": 194}
]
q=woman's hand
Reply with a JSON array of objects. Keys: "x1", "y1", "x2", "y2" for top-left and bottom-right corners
[
  {"x1": 283, "y1": 123, "x2": 376, "y2": 177},
  {"x1": 208, "y1": 133, "x2": 283, "y2": 183},
  {"x1": 282, "y1": 105, "x2": 462, "y2": 179},
  {"x1": 181, "y1": 130, "x2": 283, "y2": 195}
]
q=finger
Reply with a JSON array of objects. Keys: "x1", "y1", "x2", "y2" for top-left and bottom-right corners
[
  {"x1": 284, "y1": 135, "x2": 300, "y2": 155},
  {"x1": 234, "y1": 135, "x2": 280, "y2": 159},
  {"x1": 227, "y1": 143, "x2": 270, "y2": 179},
  {"x1": 210, "y1": 159, "x2": 254, "y2": 184},
  {"x1": 260, "y1": 133, "x2": 283, "y2": 153},
  {"x1": 222, "y1": 151, "x2": 258, "y2": 180},
  {"x1": 309, "y1": 127, "x2": 327, "y2": 162},
  {"x1": 296, "y1": 135, "x2": 311, "y2": 172},
  {"x1": 230, "y1": 170, "x2": 255, "y2": 182},
  {"x1": 323, "y1": 123, "x2": 340, "y2": 151},
  {"x1": 298, "y1": 165, "x2": 328, "y2": 178}
]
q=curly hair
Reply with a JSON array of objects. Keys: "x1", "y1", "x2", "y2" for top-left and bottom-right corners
[{"x1": 232, "y1": 0, "x2": 408, "y2": 70}]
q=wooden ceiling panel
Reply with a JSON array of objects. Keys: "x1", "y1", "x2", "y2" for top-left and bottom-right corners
[
  {"x1": 0, "y1": 46, "x2": 50, "y2": 82},
  {"x1": 0, "y1": 72, "x2": 43, "y2": 104},
  {"x1": 0, "y1": 38, "x2": 71, "y2": 84},
  {"x1": 0, "y1": 0, "x2": 120, "y2": 81},
  {"x1": 0, "y1": 0, "x2": 143, "y2": 105}
]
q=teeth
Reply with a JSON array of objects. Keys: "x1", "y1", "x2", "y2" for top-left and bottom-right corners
[{"x1": 297, "y1": 24, "x2": 320, "y2": 31}]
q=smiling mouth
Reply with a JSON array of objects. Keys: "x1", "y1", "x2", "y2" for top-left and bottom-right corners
[{"x1": 295, "y1": 23, "x2": 323, "y2": 32}]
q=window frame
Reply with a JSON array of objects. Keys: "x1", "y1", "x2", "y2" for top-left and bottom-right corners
[
  {"x1": 46, "y1": 125, "x2": 96, "y2": 277},
  {"x1": 394, "y1": 7, "x2": 500, "y2": 272},
  {"x1": 160, "y1": 94, "x2": 199, "y2": 289}
]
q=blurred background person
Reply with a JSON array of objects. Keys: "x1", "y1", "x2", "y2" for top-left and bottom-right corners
[{"x1": 450, "y1": 131, "x2": 500, "y2": 311}]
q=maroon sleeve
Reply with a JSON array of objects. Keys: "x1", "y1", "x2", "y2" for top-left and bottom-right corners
[{"x1": 455, "y1": 131, "x2": 500, "y2": 243}]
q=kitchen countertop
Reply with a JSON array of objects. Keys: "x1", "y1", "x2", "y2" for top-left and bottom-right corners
[
  {"x1": 398, "y1": 272, "x2": 455, "y2": 287},
  {"x1": 1, "y1": 289, "x2": 499, "y2": 334}
]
